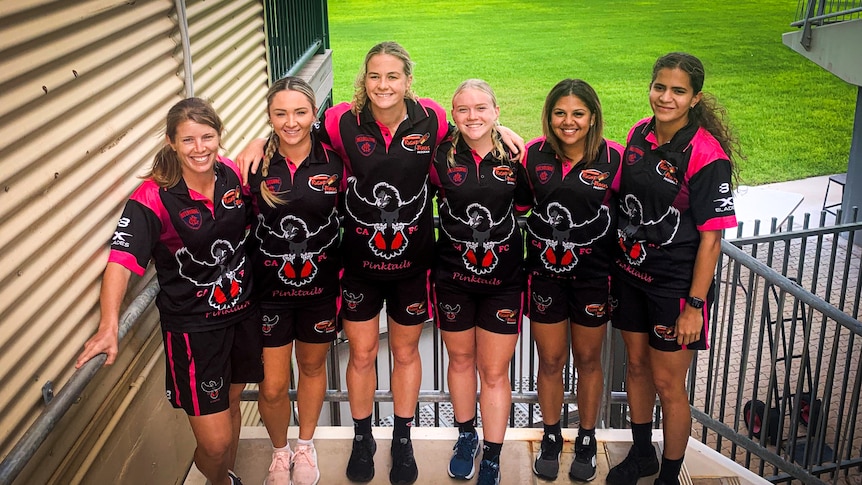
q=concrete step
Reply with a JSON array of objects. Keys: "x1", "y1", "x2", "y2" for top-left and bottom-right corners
[{"x1": 184, "y1": 427, "x2": 768, "y2": 485}]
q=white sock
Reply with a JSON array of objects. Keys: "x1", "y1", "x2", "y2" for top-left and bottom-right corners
[
  {"x1": 273, "y1": 443, "x2": 291, "y2": 453},
  {"x1": 297, "y1": 438, "x2": 314, "y2": 448}
]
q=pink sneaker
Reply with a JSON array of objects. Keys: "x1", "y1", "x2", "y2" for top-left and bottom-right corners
[
  {"x1": 264, "y1": 449, "x2": 292, "y2": 485},
  {"x1": 290, "y1": 444, "x2": 320, "y2": 485}
]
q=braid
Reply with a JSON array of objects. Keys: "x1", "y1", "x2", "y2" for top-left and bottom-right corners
[
  {"x1": 489, "y1": 127, "x2": 510, "y2": 166},
  {"x1": 259, "y1": 131, "x2": 287, "y2": 208},
  {"x1": 446, "y1": 130, "x2": 462, "y2": 168}
]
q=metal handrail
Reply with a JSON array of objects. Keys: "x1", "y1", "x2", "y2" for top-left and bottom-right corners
[
  {"x1": 0, "y1": 278, "x2": 160, "y2": 485},
  {"x1": 721, "y1": 239, "x2": 862, "y2": 336}
]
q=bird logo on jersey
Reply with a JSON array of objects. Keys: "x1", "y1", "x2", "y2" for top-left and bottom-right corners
[
  {"x1": 617, "y1": 194, "x2": 680, "y2": 266},
  {"x1": 176, "y1": 237, "x2": 246, "y2": 310},
  {"x1": 343, "y1": 290, "x2": 364, "y2": 311},
  {"x1": 440, "y1": 303, "x2": 462, "y2": 321},
  {"x1": 255, "y1": 210, "x2": 339, "y2": 287},
  {"x1": 344, "y1": 177, "x2": 427, "y2": 260},
  {"x1": 439, "y1": 201, "x2": 515, "y2": 275},
  {"x1": 532, "y1": 293, "x2": 552, "y2": 314},
  {"x1": 527, "y1": 203, "x2": 611, "y2": 273},
  {"x1": 262, "y1": 314, "x2": 279, "y2": 335},
  {"x1": 201, "y1": 378, "x2": 224, "y2": 400}
]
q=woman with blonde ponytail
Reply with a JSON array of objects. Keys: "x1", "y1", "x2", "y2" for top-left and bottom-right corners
[
  {"x1": 429, "y1": 79, "x2": 531, "y2": 485},
  {"x1": 77, "y1": 98, "x2": 260, "y2": 485},
  {"x1": 247, "y1": 76, "x2": 344, "y2": 485}
]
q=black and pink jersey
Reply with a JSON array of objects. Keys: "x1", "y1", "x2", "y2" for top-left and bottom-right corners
[
  {"x1": 430, "y1": 137, "x2": 531, "y2": 293},
  {"x1": 320, "y1": 99, "x2": 448, "y2": 280},
  {"x1": 615, "y1": 117, "x2": 737, "y2": 294},
  {"x1": 523, "y1": 137, "x2": 623, "y2": 280},
  {"x1": 107, "y1": 157, "x2": 253, "y2": 332},
  {"x1": 248, "y1": 137, "x2": 344, "y2": 307}
]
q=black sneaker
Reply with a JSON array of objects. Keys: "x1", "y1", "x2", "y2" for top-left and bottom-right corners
[
  {"x1": 606, "y1": 445, "x2": 659, "y2": 485},
  {"x1": 532, "y1": 432, "x2": 563, "y2": 479},
  {"x1": 569, "y1": 433, "x2": 597, "y2": 481},
  {"x1": 477, "y1": 459, "x2": 501, "y2": 485},
  {"x1": 346, "y1": 433, "x2": 377, "y2": 482},
  {"x1": 228, "y1": 470, "x2": 244, "y2": 485},
  {"x1": 389, "y1": 437, "x2": 418, "y2": 484}
]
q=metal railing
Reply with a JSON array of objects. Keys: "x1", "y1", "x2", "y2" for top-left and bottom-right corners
[
  {"x1": 792, "y1": 0, "x2": 862, "y2": 49},
  {"x1": 263, "y1": 0, "x2": 329, "y2": 83},
  {"x1": 693, "y1": 209, "x2": 862, "y2": 484}
]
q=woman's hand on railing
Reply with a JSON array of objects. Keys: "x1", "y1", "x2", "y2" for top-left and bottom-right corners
[
  {"x1": 235, "y1": 137, "x2": 268, "y2": 185},
  {"x1": 75, "y1": 262, "x2": 130, "y2": 368},
  {"x1": 75, "y1": 323, "x2": 119, "y2": 368}
]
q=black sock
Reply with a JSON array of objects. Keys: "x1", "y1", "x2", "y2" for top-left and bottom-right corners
[
  {"x1": 482, "y1": 441, "x2": 503, "y2": 463},
  {"x1": 631, "y1": 421, "x2": 654, "y2": 456},
  {"x1": 353, "y1": 414, "x2": 372, "y2": 437},
  {"x1": 658, "y1": 455, "x2": 684, "y2": 484},
  {"x1": 393, "y1": 415, "x2": 414, "y2": 441},
  {"x1": 543, "y1": 420, "x2": 562, "y2": 437},
  {"x1": 577, "y1": 426, "x2": 595, "y2": 439},
  {"x1": 456, "y1": 416, "x2": 476, "y2": 434}
]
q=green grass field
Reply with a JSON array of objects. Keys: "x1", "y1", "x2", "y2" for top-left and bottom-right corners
[{"x1": 326, "y1": 0, "x2": 856, "y2": 185}]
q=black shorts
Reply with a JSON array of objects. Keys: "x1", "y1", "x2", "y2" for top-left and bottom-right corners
[
  {"x1": 162, "y1": 311, "x2": 263, "y2": 416},
  {"x1": 527, "y1": 274, "x2": 610, "y2": 327},
  {"x1": 432, "y1": 284, "x2": 522, "y2": 335},
  {"x1": 340, "y1": 270, "x2": 431, "y2": 325},
  {"x1": 261, "y1": 298, "x2": 340, "y2": 347},
  {"x1": 610, "y1": 277, "x2": 712, "y2": 352}
]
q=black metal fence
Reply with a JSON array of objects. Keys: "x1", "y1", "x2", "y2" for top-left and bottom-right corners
[{"x1": 263, "y1": 0, "x2": 329, "y2": 82}]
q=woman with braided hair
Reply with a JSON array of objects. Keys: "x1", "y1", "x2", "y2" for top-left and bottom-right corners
[{"x1": 247, "y1": 76, "x2": 344, "y2": 485}]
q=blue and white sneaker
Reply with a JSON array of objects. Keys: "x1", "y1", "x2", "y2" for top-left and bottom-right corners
[
  {"x1": 477, "y1": 459, "x2": 501, "y2": 485},
  {"x1": 448, "y1": 431, "x2": 480, "y2": 479}
]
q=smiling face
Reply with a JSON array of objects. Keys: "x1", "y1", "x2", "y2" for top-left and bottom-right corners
[
  {"x1": 269, "y1": 89, "x2": 315, "y2": 151},
  {"x1": 451, "y1": 87, "x2": 499, "y2": 145},
  {"x1": 364, "y1": 53, "x2": 412, "y2": 114},
  {"x1": 649, "y1": 67, "x2": 702, "y2": 135},
  {"x1": 167, "y1": 120, "x2": 220, "y2": 179},
  {"x1": 550, "y1": 94, "x2": 592, "y2": 157}
]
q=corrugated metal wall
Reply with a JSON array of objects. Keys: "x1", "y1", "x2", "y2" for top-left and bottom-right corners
[{"x1": 0, "y1": 0, "x2": 271, "y2": 482}]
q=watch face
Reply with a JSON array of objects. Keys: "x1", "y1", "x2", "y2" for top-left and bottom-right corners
[{"x1": 688, "y1": 296, "x2": 705, "y2": 309}]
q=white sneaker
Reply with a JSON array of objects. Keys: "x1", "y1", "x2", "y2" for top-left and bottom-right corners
[
  {"x1": 290, "y1": 444, "x2": 320, "y2": 485},
  {"x1": 264, "y1": 449, "x2": 293, "y2": 485}
]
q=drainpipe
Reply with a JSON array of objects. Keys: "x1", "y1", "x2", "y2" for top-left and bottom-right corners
[{"x1": 175, "y1": 0, "x2": 194, "y2": 97}]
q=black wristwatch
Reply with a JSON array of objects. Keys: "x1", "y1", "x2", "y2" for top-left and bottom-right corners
[{"x1": 686, "y1": 296, "x2": 705, "y2": 309}]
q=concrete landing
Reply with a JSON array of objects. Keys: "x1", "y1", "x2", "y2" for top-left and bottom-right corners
[{"x1": 184, "y1": 427, "x2": 769, "y2": 485}]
